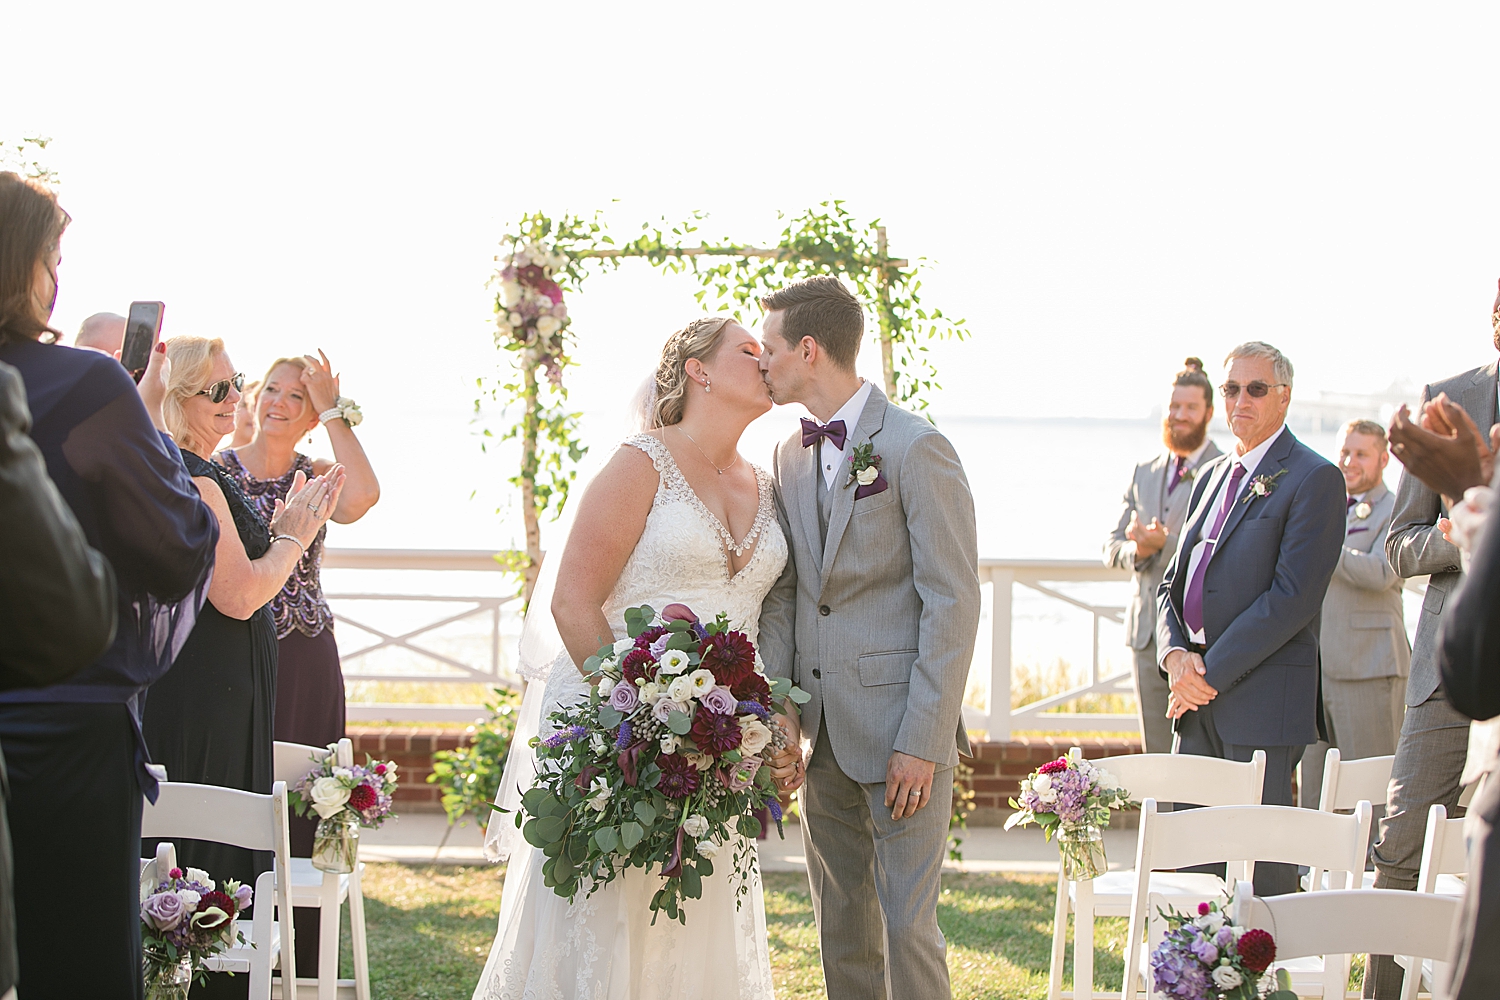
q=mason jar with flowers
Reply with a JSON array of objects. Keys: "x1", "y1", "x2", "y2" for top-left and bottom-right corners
[
  {"x1": 289, "y1": 748, "x2": 399, "y2": 873},
  {"x1": 1004, "y1": 750, "x2": 1135, "y2": 880}
]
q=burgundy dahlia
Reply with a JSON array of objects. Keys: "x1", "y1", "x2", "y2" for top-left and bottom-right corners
[
  {"x1": 349, "y1": 784, "x2": 378, "y2": 812},
  {"x1": 634, "y1": 626, "x2": 667, "y2": 649},
  {"x1": 1236, "y1": 928, "x2": 1275, "y2": 972},
  {"x1": 656, "y1": 754, "x2": 701, "y2": 800},
  {"x1": 621, "y1": 647, "x2": 656, "y2": 684},
  {"x1": 699, "y1": 631, "x2": 756, "y2": 687},
  {"x1": 198, "y1": 890, "x2": 237, "y2": 925},
  {"x1": 691, "y1": 706, "x2": 744, "y2": 755},
  {"x1": 731, "y1": 671, "x2": 772, "y2": 708}
]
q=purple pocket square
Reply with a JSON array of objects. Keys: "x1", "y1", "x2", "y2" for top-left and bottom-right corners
[
  {"x1": 1346, "y1": 526, "x2": 1370, "y2": 534},
  {"x1": 854, "y1": 472, "x2": 889, "y2": 500}
]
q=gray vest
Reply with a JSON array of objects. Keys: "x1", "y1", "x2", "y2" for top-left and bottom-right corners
[{"x1": 817, "y1": 469, "x2": 834, "y2": 545}]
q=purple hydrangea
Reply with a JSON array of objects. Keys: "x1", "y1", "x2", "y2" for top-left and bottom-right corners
[{"x1": 1150, "y1": 942, "x2": 1211, "y2": 999}]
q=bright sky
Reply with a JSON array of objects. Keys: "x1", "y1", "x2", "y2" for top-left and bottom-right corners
[{"x1": 9, "y1": 3, "x2": 1500, "y2": 550}]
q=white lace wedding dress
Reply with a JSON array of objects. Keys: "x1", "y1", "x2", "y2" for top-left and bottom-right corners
[{"x1": 473, "y1": 434, "x2": 788, "y2": 1000}]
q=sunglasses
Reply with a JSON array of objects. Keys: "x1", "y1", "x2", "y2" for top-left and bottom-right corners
[
  {"x1": 1220, "y1": 380, "x2": 1288, "y2": 399},
  {"x1": 196, "y1": 373, "x2": 246, "y2": 404}
]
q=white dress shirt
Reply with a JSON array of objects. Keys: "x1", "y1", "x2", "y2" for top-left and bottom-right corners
[
  {"x1": 817, "y1": 379, "x2": 874, "y2": 490},
  {"x1": 1179, "y1": 423, "x2": 1288, "y2": 644}
]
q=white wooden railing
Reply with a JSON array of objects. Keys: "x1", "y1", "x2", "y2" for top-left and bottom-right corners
[{"x1": 324, "y1": 548, "x2": 1142, "y2": 735}]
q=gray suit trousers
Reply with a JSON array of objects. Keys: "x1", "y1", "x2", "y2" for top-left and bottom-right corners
[
  {"x1": 802, "y1": 729, "x2": 953, "y2": 1000},
  {"x1": 1133, "y1": 639, "x2": 1174, "y2": 754},
  {"x1": 1299, "y1": 675, "x2": 1405, "y2": 809}
]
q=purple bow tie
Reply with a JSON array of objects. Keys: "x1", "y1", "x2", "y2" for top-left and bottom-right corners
[{"x1": 801, "y1": 418, "x2": 847, "y2": 450}]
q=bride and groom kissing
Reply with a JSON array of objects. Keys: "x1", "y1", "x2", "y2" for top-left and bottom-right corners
[{"x1": 475, "y1": 276, "x2": 981, "y2": 1000}]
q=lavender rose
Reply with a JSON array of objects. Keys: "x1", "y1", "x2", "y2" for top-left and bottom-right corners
[
  {"x1": 1189, "y1": 936, "x2": 1218, "y2": 965},
  {"x1": 142, "y1": 891, "x2": 186, "y2": 931},
  {"x1": 233, "y1": 884, "x2": 253, "y2": 910},
  {"x1": 727, "y1": 758, "x2": 762, "y2": 792},
  {"x1": 700, "y1": 687, "x2": 737, "y2": 715},
  {"x1": 608, "y1": 682, "x2": 640, "y2": 713}
]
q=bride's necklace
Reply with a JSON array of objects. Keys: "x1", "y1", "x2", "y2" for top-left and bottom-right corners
[{"x1": 673, "y1": 425, "x2": 740, "y2": 476}]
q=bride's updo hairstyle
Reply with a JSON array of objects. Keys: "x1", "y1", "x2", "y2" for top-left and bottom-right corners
[{"x1": 650, "y1": 316, "x2": 735, "y2": 428}]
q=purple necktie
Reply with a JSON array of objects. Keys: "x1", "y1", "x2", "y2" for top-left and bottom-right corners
[
  {"x1": 1347, "y1": 496, "x2": 1357, "y2": 510},
  {"x1": 800, "y1": 418, "x2": 847, "y2": 450},
  {"x1": 1183, "y1": 463, "x2": 1247, "y2": 637},
  {"x1": 1168, "y1": 456, "x2": 1190, "y2": 495}
]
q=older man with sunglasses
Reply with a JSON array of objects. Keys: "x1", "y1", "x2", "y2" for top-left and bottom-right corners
[{"x1": 1156, "y1": 341, "x2": 1346, "y2": 895}]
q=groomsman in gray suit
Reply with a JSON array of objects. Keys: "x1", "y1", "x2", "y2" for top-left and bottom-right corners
[
  {"x1": 757, "y1": 276, "x2": 981, "y2": 1000},
  {"x1": 1105, "y1": 358, "x2": 1222, "y2": 753},
  {"x1": 1300, "y1": 419, "x2": 1409, "y2": 809},
  {"x1": 1365, "y1": 310, "x2": 1500, "y2": 998}
]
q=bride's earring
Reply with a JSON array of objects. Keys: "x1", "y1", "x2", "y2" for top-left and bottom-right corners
[{"x1": 703, "y1": 376, "x2": 711, "y2": 394}]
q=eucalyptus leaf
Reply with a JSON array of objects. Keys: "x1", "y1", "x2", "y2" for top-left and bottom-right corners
[
  {"x1": 634, "y1": 801, "x2": 656, "y2": 825},
  {"x1": 594, "y1": 827, "x2": 619, "y2": 853},
  {"x1": 620, "y1": 821, "x2": 645, "y2": 850},
  {"x1": 666, "y1": 710, "x2": 693, "y2": 736},
  {"x1": 597, "y1": 705, "x2": 623, "y2": 729}
]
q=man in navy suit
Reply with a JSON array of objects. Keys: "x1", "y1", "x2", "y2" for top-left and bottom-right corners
[{"x1": 1157, "y1": 341, "x2": 1347, "y2": 895}]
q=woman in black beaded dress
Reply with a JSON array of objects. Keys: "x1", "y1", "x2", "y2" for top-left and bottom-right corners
[{"x1": 142, "y1": 336, "x2": 344, "y2": 998}]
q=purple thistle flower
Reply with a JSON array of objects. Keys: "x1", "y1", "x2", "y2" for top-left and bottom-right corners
[{"x1": 614, "y1": 720, "x2": 633, "y2": 751}]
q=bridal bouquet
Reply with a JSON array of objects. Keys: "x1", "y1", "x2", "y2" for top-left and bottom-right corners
[
  {"x1": 1003, "y1": 751, "x2": 1135, "y2": 880},
  {"x1": 518, "y1": 602, "x2": 810, "y2": 923},
  {"x1": 1151, "y1": 899, "x2": 1295, "y2": 999},
  {"x1": 140, "y1": 866, "x2": 252, "y2": 999},
  {"x1": 288, "y1": 748, "x2": 399, "y2": 873}
]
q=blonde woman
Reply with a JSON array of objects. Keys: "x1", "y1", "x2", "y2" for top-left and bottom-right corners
[{"x1": 141, "y1": 336, "x2": 343, "y2": 998}]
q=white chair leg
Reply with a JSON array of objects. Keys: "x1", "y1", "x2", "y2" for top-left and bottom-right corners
[
  {"x1": 350, "y1": 864, "x2": 371, "y2": 1000},
  {"x1": 1074, "y1": 877, "x2": 1095, "y2": 1000},
  {"x1": 1048, "y1": 872, "x2": 1069, "y2": 1000},
  {"x1": 318, "y1": 873, "x2": 340, "y2": 1000}
]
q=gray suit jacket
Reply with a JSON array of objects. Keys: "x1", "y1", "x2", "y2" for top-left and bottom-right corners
[
  {"x1": 759, "y1": 388, "x2": 982, "y2": 784},
  {"x1": 1319, "y1": 482, "x2": 1410, "y2": 681},
  {"x1": 1157, "y1": 427, "x2": 1347, "y2": 746},
  {"x1": 1104, "y1": 441, "x2": 1224, "y2": 649},
  {"x1": 1386, "y1": 359, "x2": 1499, "y2": 706}
]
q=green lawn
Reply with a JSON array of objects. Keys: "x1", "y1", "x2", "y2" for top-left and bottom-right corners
[{"x1": 341, "y1": 863, "x2": 1362, "y2": 999}]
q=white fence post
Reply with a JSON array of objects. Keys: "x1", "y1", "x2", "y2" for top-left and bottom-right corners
[{"x1": 987, "y1": 568, "x2": 1014, "y2": 743}]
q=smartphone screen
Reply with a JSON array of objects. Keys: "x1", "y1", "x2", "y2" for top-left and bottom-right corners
[{"x1": 119, "y1": 301, "x2": 165, "y2": 381}]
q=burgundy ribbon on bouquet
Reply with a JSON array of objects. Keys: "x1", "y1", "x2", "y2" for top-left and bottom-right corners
[
  {"x1": 660, "y1": 826, "x2": 686, "y2": 878},
  {"x1": 618, "y1": 741, "x2": 647, "y2": 787}
]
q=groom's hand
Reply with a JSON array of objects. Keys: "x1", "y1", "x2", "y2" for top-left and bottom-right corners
[{"x1": 885, "y1": 752, "x2": 937, "y2": 821}]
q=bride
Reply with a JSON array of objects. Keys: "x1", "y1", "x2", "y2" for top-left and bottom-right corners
[{"x1": 473, "y1": 317, "x2": 801, "y2": 999}]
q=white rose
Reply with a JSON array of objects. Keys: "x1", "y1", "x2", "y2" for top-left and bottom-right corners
[
  {"x1": 309, "y1": 776, "x2": 352, "y2": 819},
  {"x1": 687, "y1": 668, "x2": 716, "y2": 695},
  {"x1": 739, "y1": 718, "x2": 773, "y2": 756},
  {"x1": 185, "y1": 868, "x2": 215, "y2": 890},
  {"x1": 1210, "y1": 965, "x2": 1243, "y2": 989},
  {"x1": 500, "y1": 281, "x2": 523, "y2": 307},
  {"x1": 587, "y1": 777, "x2": 612, "y2": 812},
  {"x1": 685, "y1": 752, "x2": 715, "y2": 771},
  {"x1": 175, "y1": 889, "x2": 201, "y2": 908},
  {"x1": 612, "y1": 638, "x2": 635, "y2": 657},
  {"x1": 1020, "y1": 778, "x2": 1033, "y2": 793},
  {"x1": 1197, "y1": 912, "x2": 1224, "y2": 934},
  {"x1": 536, "y1": 315, "x2": 561, "y2": 337},
  {"x1": 333, "y1": 767, "x2": 353, "y2": 781},
  {"x1": 1032, "y1": 773, "x2": 1052, "y2": 793},
  {"x1": 667, "y1": 676, "x2": 695, "y2": 703},
  {"x1": 658, "y1": 649, "x2": 692, "y2": 675},
  {"x1": 598, "y1": 676, "x2": 617, "y2": 697},
  {"x1": 639, "y1": 681, "x2": 662, "y2": 703},
  {"x1": 1096, "y1": 767, "x2": 1120, "y2": 791},
  {"x1": 508, "y1": 311, "x2": 524, "y2": 327},
  {"x1": 1038, "y1": 787, "x2": 1058, "y2": 804},
  {"x1": 856, "y1": 466, "x2": 879, "y2": 486},
  {"x1": 659, "y1": 734, "x2": 681, "y2": 754},
  {"x1": 682, "y1": 814, "x2": 709, "y2": 837},
  {"x1": 696, "y1": 839, "x2": 720, "y2": 859}
]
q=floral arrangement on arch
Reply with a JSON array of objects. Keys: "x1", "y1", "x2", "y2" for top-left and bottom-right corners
[
  {"x1": 515, "y1": 602, "x2": 810, "y2": 924},
  {"x1": 494, "y1": 238, "x2": 571, "y2": 385}
]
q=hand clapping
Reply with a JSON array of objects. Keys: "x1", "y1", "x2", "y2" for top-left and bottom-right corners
[
  {"x1": 270, "y1": 463, "x2": 347, "y2": 546},
  {"x1": 1388, "y1": 393, "x2": 1500, "y2": 505}
]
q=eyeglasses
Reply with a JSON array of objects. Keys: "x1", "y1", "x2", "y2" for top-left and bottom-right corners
[
  {"x1": 196, "y1": 373, "x2": 246, "y2": 404},
  {"x1": 1220, "y1": 380, "x2": 1288, "y2": 399}
]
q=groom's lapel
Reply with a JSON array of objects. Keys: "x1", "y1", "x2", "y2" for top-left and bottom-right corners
[
  {"x1": 794, "y1": 433, "x2": 824, "y2": 579},
  {"x1": 820, "y1": 388, "x2": 889, "y2": 591}
]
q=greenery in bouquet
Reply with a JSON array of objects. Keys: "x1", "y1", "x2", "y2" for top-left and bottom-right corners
[
  {"x1": 1151, "y1": 899, "x2": 1295, "y2": 1000},
  {"x1": 517, "y1": 602, "x2": 809, "y2": 923},
  {"x1": 1003, "y1": 753, "x2": 1134, "y2": 839},
  {"x1": 288, "y1": 746, "x2": 400, "y2": 827},
  {"x1": 429, "y1": 687, "x2": 520, "y2": 827},
  {"x1": 140, "y1": 866, "x2": 252, "y2": 987}
]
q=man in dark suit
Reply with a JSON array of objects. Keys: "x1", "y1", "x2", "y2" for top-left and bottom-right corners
[{"x1": 1157, "y1": 341, "x2": 1346, "y2": 895}]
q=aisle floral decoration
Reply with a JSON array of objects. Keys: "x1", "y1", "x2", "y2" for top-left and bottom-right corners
[
  {"x1": 140, "y1": 865, "x2": 252, "y2": 999},
  {"x1": 1003, "y1": 751, "x2": 1135, "y2": 880},
  {"x1": 288, "y1": 747, "x2": 399, "y2": 873},
  {"x1": 515, "y1": 602, "x2": 810, "y2": 924},
  {"x1": 1151, "y1": 899, "x2": 1296, "y2": 999}
]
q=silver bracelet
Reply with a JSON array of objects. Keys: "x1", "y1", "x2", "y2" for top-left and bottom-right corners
[{"x1": 271, "y1": 534, "x2": 306, "y2": 557}]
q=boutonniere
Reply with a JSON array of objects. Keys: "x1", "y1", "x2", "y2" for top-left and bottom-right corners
[
  {"x1": 1354, "y1": 502, "x2": 1372, "y2": 520},
  {"x1": 845, "y1": 443, "x2": 889, "y2": 499},
  {"x1": 1242, "y1": 468, "x2": 1288, "y2": 504}
]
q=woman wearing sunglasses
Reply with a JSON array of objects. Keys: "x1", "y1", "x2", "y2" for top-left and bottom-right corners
[{"x1": 141, "y1": 336, "x2": 344, "y2": 997}]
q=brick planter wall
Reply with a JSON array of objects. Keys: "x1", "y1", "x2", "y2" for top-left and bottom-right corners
[{"x1": 353, "y1": 726, "x2": 1146, "y2": 821}]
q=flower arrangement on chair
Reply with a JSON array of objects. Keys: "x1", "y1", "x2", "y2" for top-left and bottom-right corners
[
  {"x1": 289, "y1": 748, "x2": 399, "y2": 873},
  {"x1": 1003, "y1": 751, "x2": 1135, "y2": 880},
  {"x1": 1151, "y1": 898, "x2": 1295, "y2": 999},
  {"x1": 140, "y1": 866, "x2": 252, "y2": 1000}
]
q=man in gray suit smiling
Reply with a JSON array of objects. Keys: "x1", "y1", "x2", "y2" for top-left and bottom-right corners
[
  {"x1": 1157, "y1": 341, "x2": 1346, "y2": 895},
  {"x1": 757, "y1": 276, "x2": 981, "y2": 1000},
  {"x1": 1106, "y1": 358, "x2": 1222, "y2": 752}
]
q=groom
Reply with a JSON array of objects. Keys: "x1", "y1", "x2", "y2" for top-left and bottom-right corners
[{"x1": 757, "y1": 276, "x2": 981, "y2": 1000}]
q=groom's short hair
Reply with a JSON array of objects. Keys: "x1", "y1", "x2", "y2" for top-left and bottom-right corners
[{"x1": 761, "y1": 276, "x2": 863, "y2": 372}]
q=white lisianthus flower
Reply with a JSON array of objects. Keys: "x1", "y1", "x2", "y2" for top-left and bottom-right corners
[
  {"x1": 687, "y1": 669, "x2": 716, "y2": 695},
  {"x1": 856, "y1": 466, "x2": 879, "y2": 486},
  {"x1": 500, "y1": 281, "x2": 523, "y2": 307},
  {"x1": 1096, "y1": 767, "x2": 1120, "y2": 791},
  {"x1": 176, "y1": 889, "x2": 201, "y2": 908},
  {"x1": 1038, "y1": 786, "x2": 1058, "y2": 804},
  {"x1": 1210, "y1": 966, "x2": 1243, "y2": 989},
  {"x1": 309, "y1": 776, "x2": 352, "y2": 818},
  {"x1": 667, "y1": 675, "x2": 695, "y2": 704},
  {"x1": 660, "y1": 734, "x2": 680, "y2": 754},
  {"x1": 508, "y1": 311, "x2": 524, "y2": 327},
  {"x1": 598, "y1": 676, "x2": 617, "y2": 697},
  {"x1": 1032, "y1": 773, "x2": 1052, "y2": 794},
  {"x1": 739, "y1": 718, "x2": 773, "y2": 756},
  {"x1": 639, "y1": 681, "x2": 662, "y2": 703},
  {"x1": 536, "y1": 315, "x2": 561, "y2": 337},
  {"x1": 682, "y1": 814, "x2": 709, "y2": 837},
  {"x1": 658, "y1": 649, "x2": 692, "y2": 675},
  {"x1": 696, "y1": 840, "x2": 720, "y2": 860},
  {"x1": 612, "y1": 638, "x2": 635, "y2": 657},
  {"x1": 185, "y1": 868, "x2": 215, "y2": 890},
  {"x1": 333, "y1": 766, "x2": 353, "y2": 781},
  {"x1": 590, "y1": 734, "x2": 609, "y2": 756},
  {"x1": 587, "y1": 776, "x2": 613, "y2": 812},
  {"x1": 1196, "y1": 912, "x2": 1224, "y2": 934}
]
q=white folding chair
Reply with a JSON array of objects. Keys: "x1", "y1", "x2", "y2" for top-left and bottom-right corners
[
  {"x1": 1304, "y1": 748, "x2": 1394, "y2": 891},
  {"x1": 142, "y1": 780, "x2": 297, "y2": 999},
  {"x1": 1232, "y1": 881, "x2": 1458, "y2": 1000},
  {"x1": 1122, "y1": 798, "x2": 1372, "y2": 1000},
  {"x1": 1417, "y1": 803, "x2": 1468, "y2": 897},
  {"x1": 1047, "y1": 749, "x2": 1265, "y2": 1000},
  {"x1": 274, "y1": 738, "x2": 371, "y2": 1000}
]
